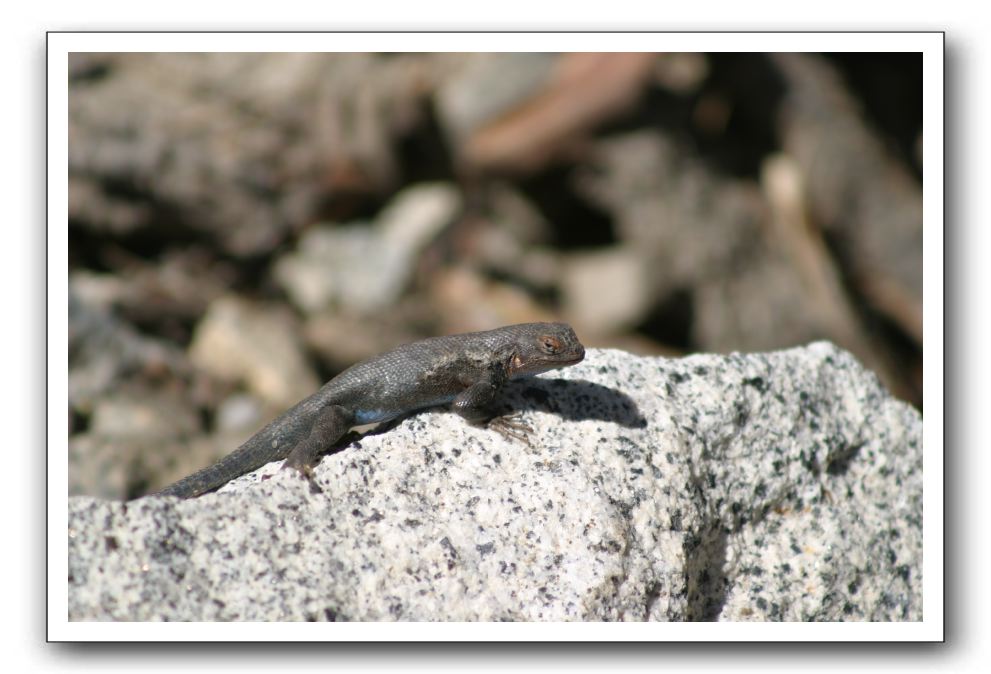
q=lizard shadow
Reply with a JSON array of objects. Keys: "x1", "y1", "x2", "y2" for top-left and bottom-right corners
[
  {"x1": 501, "y1": 377, "x2": 647, "y2": 429},
  {"x1": 338, "y1": 377, "x2": 646, "y2": 454}
]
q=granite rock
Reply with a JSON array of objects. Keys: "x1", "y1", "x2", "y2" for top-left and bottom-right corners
[{"x1": 67, "y1": 343, "x2": 922, "y2": 621}]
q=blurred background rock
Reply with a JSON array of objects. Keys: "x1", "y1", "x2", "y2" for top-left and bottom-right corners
[{"x1": 67, "y1": 52, "x2": 923, "y2": 499}]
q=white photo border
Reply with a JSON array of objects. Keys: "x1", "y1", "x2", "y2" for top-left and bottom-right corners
[{"x1": 48, "y1": 31, "x2": 943, "y2": 642}]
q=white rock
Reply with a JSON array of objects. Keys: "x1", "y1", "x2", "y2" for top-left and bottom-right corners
[
  {"x1": 188, "y1": 296, "x2": 318, "y2": 407},
  {"x1": 562, "y1": 247, "x2": 653, "y2": 333}
]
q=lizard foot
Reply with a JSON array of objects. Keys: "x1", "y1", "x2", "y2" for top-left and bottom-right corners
[
  {"x1": 487, "y1": 413, "x2": 534, "y2": 447},
  {"x1": 281, "y1": 457, "x2": 324, "y2": 494}
]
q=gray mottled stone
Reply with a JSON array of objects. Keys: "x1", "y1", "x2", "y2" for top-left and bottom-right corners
[
  {"x1": 274, "y1": 183, "x2": 460, "y2": 315},
  {"x1": 67, "y1": 343, "x2": 922, "y2": 621}
]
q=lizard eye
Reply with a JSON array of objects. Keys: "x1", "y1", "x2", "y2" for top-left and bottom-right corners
[{"x1": 541, "y1": 336, "x2": 561, "y2": 353}]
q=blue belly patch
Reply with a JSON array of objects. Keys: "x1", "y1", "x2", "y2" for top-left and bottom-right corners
[
  {"x1": 353, "y1": 409, "x2": 394, "y2": 425},
  {"x1": 352, "y1": 394, "x2": 455, "y2": 425}
]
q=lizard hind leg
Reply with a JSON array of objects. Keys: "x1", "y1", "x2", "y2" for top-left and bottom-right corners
[{"x1": 281, "y1": 404, "x2": 354, "y2": 490}]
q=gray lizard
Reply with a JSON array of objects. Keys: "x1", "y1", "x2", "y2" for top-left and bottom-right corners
[{"x1": 153, "y1": 322, "x2": 585, "y2": 498}]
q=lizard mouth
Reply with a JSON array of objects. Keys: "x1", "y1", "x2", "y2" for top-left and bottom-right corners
[
  {"x1": 511, "y1": 348, "x2": 584, "y2": 378},
  {"x1": 556, "y1": 348, "x2": 585, "y2": 366}
]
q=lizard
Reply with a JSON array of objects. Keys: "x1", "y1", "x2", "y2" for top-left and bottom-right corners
[{"x1": 153, "y1": 322, "x2": 585, "y2": 498}]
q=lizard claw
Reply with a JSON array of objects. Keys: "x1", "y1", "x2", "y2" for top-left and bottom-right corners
[
  {"x1": 487, "y1": 413, "x2": 534, "y2": 447},
  {"x1": 281, "y1": 456, "x2": 310, "y2": 476}
]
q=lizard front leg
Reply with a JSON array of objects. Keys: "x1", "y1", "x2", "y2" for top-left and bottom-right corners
[{"x1": 452, "y1": 380, "x2": 532, "y2": 445}]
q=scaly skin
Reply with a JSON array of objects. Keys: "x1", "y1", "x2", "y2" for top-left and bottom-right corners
[{"x1": 153, "y1": 322, "x2": 585, "y2": 498}]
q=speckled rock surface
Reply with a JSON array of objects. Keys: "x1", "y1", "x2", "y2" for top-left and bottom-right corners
[{"x1": 67, "y1": 343, "x2": 922, "y2": 621}]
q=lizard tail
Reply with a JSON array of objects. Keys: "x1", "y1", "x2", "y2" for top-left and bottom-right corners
[{"x1": 151, "y1": 432, "x2": 293, "y2": 499}]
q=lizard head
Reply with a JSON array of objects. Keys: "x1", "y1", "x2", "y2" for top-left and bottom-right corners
[{"x1": 508, "y1": 322, "x2": 585, "y2": 378}]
